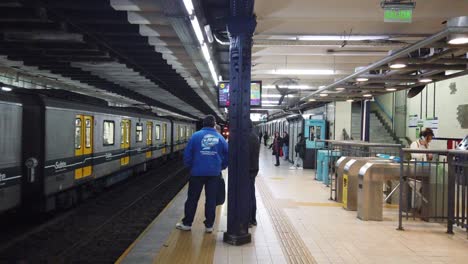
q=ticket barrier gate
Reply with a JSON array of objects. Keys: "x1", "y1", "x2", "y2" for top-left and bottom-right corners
[
  {"x1": 342, "y1": 159, "x2": 391, "y2": 211},
  {"x1": 400, "y1": 163, "x2": 448, "y2": 221},
  {"x1": 335, "y1": 157, "x2": 382, "y2": 204},
  {"x1": 357, "y1": 162, "x2": 401, "y2": 221},
  {"x1": 317, "y1": 150, "x2": 341, "y2": 185}
]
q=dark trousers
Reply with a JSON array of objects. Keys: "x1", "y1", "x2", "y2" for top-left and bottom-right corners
[
  {"x1": 275, "y1": 152, "x2": 280, "y2": 165},
  {"x1": 264, "y1": 139, "x2": 267, "y2": 146},
  {"x1": 182, "y1": 176, "x2": 218, "y2": 228},
  {"x1": 250, "y1": 177, "x2": 257, "y2": 222}
]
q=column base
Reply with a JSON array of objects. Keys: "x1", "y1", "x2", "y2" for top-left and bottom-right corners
[{"x1": 223, "y1": 232, "x2": 252, "y2": 246}]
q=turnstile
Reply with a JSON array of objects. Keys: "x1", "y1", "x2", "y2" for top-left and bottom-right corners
[
  {"x1": 357, "y1": 162, "x2": 401, "y2": 221},
  {"x1": 317, "y1": 150, "x2": 341, "y2": 185},
  {"x1": 342, "y1": 159, "x2": 390, "y2": 211},
  {"x1": 335, "y1": 156, "x2": 382, "y2": 204}
]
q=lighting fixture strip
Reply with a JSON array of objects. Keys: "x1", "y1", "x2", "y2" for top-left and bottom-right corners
[
  {"x1": 183, "y1": 0, "x2": 219, "y2": 85},
  {"x1": 299, "y1": 21, "x2": 468, "y2": 103}
]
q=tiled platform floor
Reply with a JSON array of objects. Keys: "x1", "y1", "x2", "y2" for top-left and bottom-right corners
[{"x1": 118, "y1": 146, "x2": 468, "y2": 264}]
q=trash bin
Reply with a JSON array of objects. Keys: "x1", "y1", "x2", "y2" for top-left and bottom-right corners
[
  {"x1": 342, "y1": 158, "x2": 389, "y2": 211},
  {"x1": 357, "y1": 162, "x2": 400, "y2": 221}
]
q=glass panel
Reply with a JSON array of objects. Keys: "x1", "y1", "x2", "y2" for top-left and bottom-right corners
[
  {"x1": 155, "y1": 124, "x2": 161, "y2": 140},
  {"x1": 162, "y1": 124, "x2": 167, "y2": 142},
  {"x1": 147, "y1": 123, "x2": 152, "y2": 142},
  {"x1": 75, "y1": 118, "x2": 81, "y2": 149},
  {"x1": 121, "y1": 122, "x2": 125, "y2": 144},
  {"x1": 136, "y1": 123, "x2": 143, "y2": 142},
  {"x1": 103, "y1": 121, "x2": 115, "y2": 146},
  {"x1": 126, "y1": 122, "x2": 130, "y2": 144},
  {"x1": 85, "y1": 119, "x2": 91, "y2": 148}
]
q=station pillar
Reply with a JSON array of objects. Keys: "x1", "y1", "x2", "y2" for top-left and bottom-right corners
[
  {"x1": 223, "y1": 0, "x2": 256, "y2": 246},
  {"x1": 361, "y1": 100, "x2": 371, "y2": 142}
]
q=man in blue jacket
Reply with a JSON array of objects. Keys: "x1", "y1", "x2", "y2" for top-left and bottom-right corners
[{"x1": 176, "y1": 115, "x2": 228, "y2": 233}]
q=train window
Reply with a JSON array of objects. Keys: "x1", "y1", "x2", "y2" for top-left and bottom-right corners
[
  {"x1": 155, "y1": 124, "x2": 161, "y2": 140},
  {"x1": 85, "y1": 119, "x2": 92, "y2": 148},
  {"x1": 136, "y1": 123, "x2": 143, "y2": 142},
  {"x1": 75, "y1": 118, "x2": 81, "y2": 149},
  {"x1": 185, "y1": 126, "x2": 189, "y2": 138},
  {"x1": 120, "y1": 122, "x2": 125, "y2": 144},
  {"x1": 103, "y1": 121, "x2": 115, "y2": 146}
]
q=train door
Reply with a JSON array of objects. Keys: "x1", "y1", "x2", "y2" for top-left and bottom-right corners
[
  {"x1": 146, "y1": 121, "x2": 153, "y2": 158},
  {"x1": 162, "y1": 123, "x2": 167, "y2": 154},
  {"x1": 74, "y1": 115, "x2": 93, "y2": 180},
  {"x1": 120, "y1": 119, "x2": 131, "y2": 165}
]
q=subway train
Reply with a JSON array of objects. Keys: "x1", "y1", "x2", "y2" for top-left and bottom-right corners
[
  {"x1": 0, "y1": 88, "x2": 195, "y2": 214},
  {"x1": 257, "y1": 116, "x2": 304, "y2": 161}
]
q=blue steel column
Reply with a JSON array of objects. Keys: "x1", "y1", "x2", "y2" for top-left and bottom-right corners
[
  {"x1": 223, "y1": 0, "x2": 256, "y2": 246},
  {"x1": 361, "y1": 100, "x2": 370, "y2": 142}
]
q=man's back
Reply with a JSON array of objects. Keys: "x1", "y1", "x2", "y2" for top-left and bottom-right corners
[{"x1": 184, "y1": 127, "x2": 228, "y2": 176}]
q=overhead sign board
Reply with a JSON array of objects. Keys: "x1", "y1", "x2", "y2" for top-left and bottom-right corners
[{"x1": 384, "y1": 8, "x2": 413, "y2": 23}]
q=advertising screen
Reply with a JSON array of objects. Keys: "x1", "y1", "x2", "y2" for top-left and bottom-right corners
[{"x1": 218, "y1": 81, "x2": 262, "y2": 108}]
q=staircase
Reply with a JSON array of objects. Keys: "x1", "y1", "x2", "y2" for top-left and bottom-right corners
[{"x1": 369, "y1": 112, "x2": 401, "y2": 144}]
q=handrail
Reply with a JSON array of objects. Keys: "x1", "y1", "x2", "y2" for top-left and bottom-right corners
[
  {"x1": 317, "y1": 139, "x2": 403, "y2": 148},
  {"x1": 400, "y1": 148, "x2": 468, "y2": 155},
  {"x1": 374, "y1": 98, "x2": 393, "y2": 123}
]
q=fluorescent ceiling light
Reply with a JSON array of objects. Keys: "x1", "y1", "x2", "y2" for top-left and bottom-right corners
[
  {"x1": 309, "y1": 98, "x2": 316, "y2": 102},
  {"x1": 389, "y1": 63, "x2": 406, "y2": 69},
  {"x1": 207, "y1": 60, "x2": 218, "y2": 85},
  {"x1": 182, "y1": 0, "x2": 194, "y2": 15},
  {"x1": 1, "y1": 87, "x2": 12, "y2": 92},
  {"x1": 319, "y1": 93, "x2": 328, "y2": 97},
  {"x1": 191, "y1": 16, "x2": 205, "y2": 44},
  {"x1": 356, "y1": 77, "x2": 368, "y2": 82},
  {"x1": 262, "y1": 100, "x2": 280, "y2": 104},
  {"x1": 446, "y1": 70, "x2": 463, "y2": 75},
  {"x1": 262, "y1": 104, "x2": 280, "y2": 107},
  {"x1": 363, "y1": 94, "x2": 373, "y2": 97},
  {"x1": 297, "y1": 35, "x2": 388, "y2": 41},
  {"x1": 335, "y1": 87, "x2": 345, "y2": 91},
  {"x1": 272, "y1": 69, "x2": 335, "y2": 75},
  {"x1": 419, "y1": 78, "x2": 432, "y2": 83},
  {"x1": 346, "y1": 99, "x2": 354, "y2": 102},
  {"x1": 201, "y1": 43, "x2": 211, "y2": 62},
  {"x1": 263, "y1": 85, "x2": 312, "y2": 90},
  {"x1": 263, "y1": 94, "x2": 296, "y2": 98},
  {"x1": 386, "y1": 88, "x2": 397, "y2": 91}
]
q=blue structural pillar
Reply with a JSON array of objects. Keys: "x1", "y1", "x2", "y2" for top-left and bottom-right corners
[
  {"x1": 223, "y1": 0, "x2": 256, "y2": 246},
  {"x1": 361, "y1": 100, "x2": 371, "y2": 142}
]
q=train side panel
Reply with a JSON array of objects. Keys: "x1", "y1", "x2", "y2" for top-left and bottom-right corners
[{"x1": 0, "y1": 99, "x2": 22, "y2": 212}]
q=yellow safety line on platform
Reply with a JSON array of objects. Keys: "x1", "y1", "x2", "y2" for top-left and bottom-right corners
[
  {"x1": 257, "y1": 177, "x2": 317, "y2": 264},
  {"x1": 115, "y1": 185, "x2": 189, "y2": 264},
  {"x1": 295, "y1": 201, "x2": 344, "y2": 207},
  {"x1": 152, "y1": 192, "x2": 222, "y2": 263}
]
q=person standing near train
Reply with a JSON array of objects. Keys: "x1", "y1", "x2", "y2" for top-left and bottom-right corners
[{"x1": 176, "y1": 115, "x2": 228, "y2": 233}]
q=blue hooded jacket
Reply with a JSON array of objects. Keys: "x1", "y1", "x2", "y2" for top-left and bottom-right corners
[{"x1": 183, "y1": 127, "x2": 228, "y2": 176}]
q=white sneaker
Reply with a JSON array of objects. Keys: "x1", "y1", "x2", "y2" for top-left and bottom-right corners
[
  {"x1": 205, "y1": 227, "x2": 214, "y2": 233},
  {"x1": 289, "y1": 166, "x2": 297, "y2": 170},
  {"x1": 176, "y1": 222, "x2": 191, "y2": 231},
  {"x1": 297, "y1": 167, "x2": 303, "y2": 170}
]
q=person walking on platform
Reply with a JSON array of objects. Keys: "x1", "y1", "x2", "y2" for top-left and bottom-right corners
[
  {"x1": 263, "y1": 132, "x2": 268, "y2": 147},
  {"x1": 290, "y1": 133, "x2": 305, "y2": 169},
  {"x1": 282, "y1": 131, "x2": 289, "y2": 161},
  {"x1": 258, "y1": 131, "x2": 263, "y2": 144},
  {"x1": 272, "y1": 132, "x2": 282, "y2": 166},
  {"x1": 248, "y1": 121, "x2": 260, "y2": 227},
  {"x1": 176, "y1": 115, "x2": 228, "y2": 233}
]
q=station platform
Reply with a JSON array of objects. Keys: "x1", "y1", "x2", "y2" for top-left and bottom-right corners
[{"x1": 116, "y1": 146, "x2": 468, "y2": 264}]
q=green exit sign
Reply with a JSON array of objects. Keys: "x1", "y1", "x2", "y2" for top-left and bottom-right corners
[{"x1": 384, "y1": 8, "x2": 413, "y2": 23}]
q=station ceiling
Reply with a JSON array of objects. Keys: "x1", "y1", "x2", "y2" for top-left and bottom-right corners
[{"x1": 1, "y1": 0, "x2": 467, "y2": 118}]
